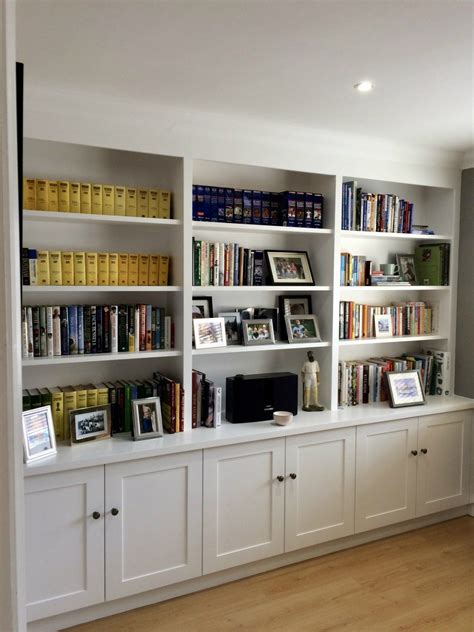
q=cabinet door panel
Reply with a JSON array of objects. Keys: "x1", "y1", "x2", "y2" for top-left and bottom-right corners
[
  {"x1": 203, "y1": 439, "x2": 285, "y2": 574},
  {"x1": 355, "y1": 419, "x2": 417, "y2": 532},
  {"x1": 285, "y1": 428, "x2": 355, "y2": 551},
  {"x1": 416, "y1": 412, "x2": 471, "y2": 516},
  {"x1": 25, "y1": 467, "x2": 104, "y2": 621},
  {"x1": 105, "y1": 451, "x2": 202, "y2": 600}
]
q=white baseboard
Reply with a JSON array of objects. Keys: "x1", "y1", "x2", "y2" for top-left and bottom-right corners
[{"x1": 28, "y1": 505, "x2": 470, "y2": 632}]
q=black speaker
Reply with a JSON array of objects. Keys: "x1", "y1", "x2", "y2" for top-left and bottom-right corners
[{"x1": 226, "y1": 372, "x2": 298, "y2": 423}]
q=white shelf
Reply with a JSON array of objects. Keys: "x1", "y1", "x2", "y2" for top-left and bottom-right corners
[
  {"x1": 192, "y1": 285, "x2": 331, "y2": 293},
  {"x1": 192, "y1": 221, "x2": 332, "y2": 236},
  {"x1": 193, "y1": 341, "x2": 330, "y2": 355},
  {"x1": 22, "y1": 349, "x2": 181, "y2": 366},
  {"x1": 23, "y1": 210, "x2": 182, "y2": 227},
  {"x1": 23, "y1": 285, "x2": 182, "y2": 293},
  {"x1": 339, "y1": 285, "x2": 450, "y2": 292},
  {"x1": 339, "y1": 230, "x2": 452, "y2": 241},
  {"x1": 338, "y1": 334, "x2": 446, "y2": 346}
]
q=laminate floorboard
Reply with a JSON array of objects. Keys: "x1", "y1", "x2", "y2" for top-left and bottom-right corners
[{"x1": 65, "y1": 516, "x2": 474, "y2": 632}]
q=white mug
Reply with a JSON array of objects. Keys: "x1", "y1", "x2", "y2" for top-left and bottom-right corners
[{"x1": 380, "y1": 263, "x2": 399, "y2": 275}]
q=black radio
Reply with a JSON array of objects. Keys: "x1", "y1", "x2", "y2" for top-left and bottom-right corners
[{"x1": 226, "y1": 372, "x2": 298, "y2": 423}]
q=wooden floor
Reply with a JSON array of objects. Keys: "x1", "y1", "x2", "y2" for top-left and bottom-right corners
[{"x1": 67, "y1": 517, "x2": 474, "y2": 632}]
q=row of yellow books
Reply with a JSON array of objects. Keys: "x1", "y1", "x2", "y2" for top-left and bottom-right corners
[
  {"x1": 24, "y1": 249, "x2": 170, "y2": 286},
  {"x1": 23, "y1": 178, "x2": 171, "y2": 219}
]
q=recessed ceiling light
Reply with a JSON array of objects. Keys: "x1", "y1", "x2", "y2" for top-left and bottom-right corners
[{"x1": 354, "y1": 81, "x2": 374, "y2": 93}]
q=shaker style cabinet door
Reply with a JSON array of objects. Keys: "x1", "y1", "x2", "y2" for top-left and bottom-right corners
[
  {"x1": 203, "y1": 439, "x2": 285, "y2": 574},
  {"x1": 25, "y1": 466, "x2": 105, "y2": 621}
]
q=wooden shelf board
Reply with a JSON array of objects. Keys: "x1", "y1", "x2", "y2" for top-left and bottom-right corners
[
  {"x1": 23, "y1": 210, "x2": 182, "y2": 227},
  {"x1": 192, "y1": 221, "x2": 332, "y2": 236},
  {"x1": 22, "y1": 350, "x2": 181, "y2": 366},
  {"x1": 193, "y1": 341, "x2": 330, "y2": 355}
]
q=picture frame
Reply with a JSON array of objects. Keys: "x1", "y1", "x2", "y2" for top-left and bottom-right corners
[
  {"x1": 22, "y1": 405, "x2": 57, "y2": 463},
  {"x1": 193, "y1": 317, "x2": 227, "y2": 349},
  {"x1": 279, "y1": 294, "x2": 313, "y2": 340},
  {"x1": 253, "y1": 307, "x2": 280, "y2": 339},
  {"x1": 285, "y1": 314, "x2": 321, "y2": 343},
  {"x1": 396, "y1": 254, "x2": 418, "y2": 285},
  {"x1": 132, "y1": 397, "x2": 164, "y2": 440},
  {"x1": 242, "y1": 318, "x2": 275, "y2": 346},
  {"x1": 69, "y1": 404, "x2": 112, "y2": 444},
  {"x1": 192, "y1": 296, "x2": 214, "y2": 342},
  {"x1": 265, "y1": 250, "x2": 315, "y2": 286},
  {"x1": 374, "y1": 313, "x2": 393, "y2": 338},
  {"x1": 385, "y1": 370, "x2": 426, "y2": 408},
  {"x1": 218, "y1": 311, "x2": 242, "y2": 345}
]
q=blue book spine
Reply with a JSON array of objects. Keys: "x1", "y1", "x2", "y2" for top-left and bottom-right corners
[
  {"x1": 217, "y1": 188, "x2": 226, "y2": 222},
  {"x1": 203, "y1": 186, "x2": 211, "y2": 221},
  {"x1": 243, "y1": 190, "x2": 252, "y2": 224},
  {"x1": 68, "y1": 305, "x2": 78, "y2": 355},
  {"x1": 261, "y1": 191, "x2": 270, "y2": 225},
  {"x1": 340, "y1": 254, "x2": 345, "y2": 286},
  {"x1": 304, "y1": 192, "x2": 313, "y2": 228},
  {"x1": 296, "y1": 191, "x2": 305, "y2": 227},
  {"x1": 60, "y1": 306, "x2": 69, "y2": 356},
  {"x1": 313, "y1": 194, "x2": 323, "y2": 228},
  {"x1": 77, "y1": 305, "x2": 84, "y2": 354},
  {"x1": 233, "y1": 189, "x2": 243, "y2": 223},
  {"x1": 210, "y1": 187, "x2": 218, "y2": 222},
  {"x1": 234, "y1": 244, "x2": 239, "y2": 285},
  {"x1": 342, "y1": 183, "x2": 347, "y2": 230},
  {"x1": 225, "y1": 188, "x2": 234, "y2": 222},
  {"x1": 251, "y1": 190, "x2": 262, "y2": 224},
  {"x1": 270, "y1": 192, "x2": 280, "y2": 225},
  {"x1": 192, "y1": 185, "x2": 197, "y2": 220},
  {"x1": 195, "y1": 185, "x2": 205, "y2": 221}
]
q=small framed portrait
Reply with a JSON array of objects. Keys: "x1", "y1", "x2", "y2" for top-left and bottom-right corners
[
  {"x1": 70, "y1": 405, "x2": 111, "y2": 444},
  {"x1": 285, "y1": 314, "x2": 321, "y2": 343},
  {"x1": 22, "y1": 405, "x2": 57, "y2": 463},
  {"x1": 132, "y1": 397, "x2": 164, "y2": 440},
  {"x1": 396, "y1": 254, "x2": 418, "y2": 284},
  {"x1": 193, "y1": 317, "x2": 227, "y2": 349},
  {"x1": 253, "y1": 307, "x2": 280, "y2": 339},
  {"x1": 279, "y1": 294, "x2": 313, "y2": 339},
  {"x1": 374, "y1": 313, "x2": 393, "y2": 338},
  {"x1": 218, "y1": 311, "x2": 242, "y2": 345},
  {"x1": 242, "y1": 319, "x2": 275, "y2": 346},
  {"x1": 385, "y1": 370, "x2": 426, "y2": 408},
  {"x1": 265, "y1": 250, "x2": 314, "y2": 286},
  {"x1": 192, "y1": 296, "x2": 213, "y2": 319}
]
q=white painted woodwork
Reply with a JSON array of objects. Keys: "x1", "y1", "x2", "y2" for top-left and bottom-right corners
[
  {"x1": 416, "y1": 411, "x2": 471, "y2": 516},
  {"x1": 24, "y1": 467, "x2": 105, "y2": 621},
  {"x1": 355, "y1": 418, "x2": 418, "y2": 532},
  {"x1": 285, "y1": 428, "x2": 356, "y2": 551},
  {"x1": 105, "y1": 451, "x2": 202, "y2": 600},
  {"x1": 202, "y1": 439, "x2": 285, "y2": 574}
]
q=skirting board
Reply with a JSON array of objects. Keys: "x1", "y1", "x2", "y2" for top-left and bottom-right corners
[{"x1": 28, "y1": 505, "x2": 473, "y2": 632}]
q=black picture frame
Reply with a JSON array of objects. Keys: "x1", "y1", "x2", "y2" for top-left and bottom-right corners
[
  {"x1": 265, "y1": 250, "x2": 315, "y2": 286},
  {"x1": 385, "y1": 370, "x2": 426, "y2": 408},
  {"x1": 278, "y1": 294, "x2": 313, "y2": 340}
]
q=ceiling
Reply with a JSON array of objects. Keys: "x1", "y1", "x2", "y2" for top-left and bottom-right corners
[{"x1": 16, "y1": 0, "x2": 474, "y2": 153}]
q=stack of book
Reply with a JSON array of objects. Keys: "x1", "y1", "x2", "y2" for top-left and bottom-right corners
[
  {"x1": 192, "y1": 239, "x2": 264, "y2": 286},
  {"x1": 192, "y1": 186, "x2": 323, "y2": 228},
  {"x1": 414, "y1": 243, "x2": 450, "y2": 285},
  {"x1": 192, "y1": 369, "x2": 222, "y2": 428},
  {"x1": 370, "y1": 272, "x2": 411, "y2": 286},
  {"x1": 341, "y1": 181, "x2": 413, "y2": 233},
  {"x1": 22, "y1": 303, "x2": 174, "y2": 358}
]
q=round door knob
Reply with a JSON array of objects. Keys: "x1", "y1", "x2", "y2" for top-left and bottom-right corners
[
  {"x1": 411, "y1": 450, "x2": 418, "y2": 456},
  {"x1": 92, "y1": 511, "x2": 100, "y2": 520},
  {"x1": 289, "y1": 473, "x2": 297, "y2": 480},
  {"x1": 421, "y1": 448, "x2": 428, "y2": 454},
  {"x1": 111, "y1": 507, "x2": 119, "y2": 516},
  {"x1": 276, "y1": 475, "x2": 284, "y2": 482}
]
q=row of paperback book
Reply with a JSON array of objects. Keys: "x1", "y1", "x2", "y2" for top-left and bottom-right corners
[
  {"x1": 338, "y1": 349, "x2": 450, "y2": 406},
  {"x1": 22, "y1": 304, "x2": 174, "y2": 358},
  {"x1": 192, "y1": 239, "x2": 264, "y2": 286},
  {"x1": 23, "y1": 371, "x2": 184, "y2": 440},
  {"x1": 23, "y1": 249, "x2": 170, "y2": 287},
  {"x1": 193, "y1": 185, "x2": 324, "y2": 228},
  {"x1": 23, "y1": 178, "x2": 171, "y2": 218},
  {"x1": 340, "y1": 254, "x2": 373, "y2": 286},
  {"x1": 192, "y1": 369, "x2": 222, "y2": 428},
  {"x1": 339, "y1": 301, "x2": 436, "y2": 340},
  {"x1": 342, "y1": 181, "x2": 413, "y2": 233}
]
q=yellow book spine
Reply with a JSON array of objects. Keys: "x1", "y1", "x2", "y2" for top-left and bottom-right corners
[
  {"x1": 118, "y1": 253, "x2": 129, "y2": 285},
  {"x1": 69, "y1": 182, "x2": 81, "y2": 213},
  {"x1": 149, "y1": 255, "x2": 159, "y2": 285},
  {"x1": 49, "y1": 251, "x2": 63, "y2": 285},
  {"x1": 92, "y1": 184, "x2": 103, "y2": 214},
  {"x1": 61, "y1": 252, "x2": 74, "y2": 285},
  {"x1": 58, "y1": 181, "x2": 70, "y2": 212},
  {"x1": 36, "y1": 179, "x2": 49, "y2": 211},
  {"x1": 114, "y1": 186, "x2": 126, "y2": 216},
  {"x1": 62, "y1": 388, "x2": 77, "y2": 442},
  {"x1": 139, "y1": 254, "x2": 150, "y2": 286},
  {"x1": 80, "y1": 183, "x2": 92, "y2": 213},
  {"x1": 96, "y1": 384, "x2": 109, "y2": 406},
  {"x1": 158, "y1": 189, "x2": 171, "y2": 219},
  {"x1": 98, "y1": 252, "x2": 110, "y2": 285},
  {"x1": 47, "y1": 181, "x2": 59, "y2": 212},
  {"x1": 148, "y1": 189, "x2": 159, "y2": 218},
  {"x1": 50, "y1": 389, "x2": 64, "y2": 441},
  {"x1": 137, "y1": 189, "x2": 149, "y2": 217},
  {"x1": 126, "y1": 188, "x2": 137, "y2": 216},
  {"x1": 109, "y1": 253, "x2": 119, "y2": 286},
  {"x1": 158, "y1": 255, "x2": 169, "y2": 286},
  {"x1": 86, "y1": 252, "x2": 98, "y2": 286},
  {"x1": 74, "y1": 386, "x2": 88, "y2": 410},
  {"x1": 23, "y1": 178, "x2": 36, "y2": 210},
  {"x1": 37, "y1": 250, "x2": 50, "y2": 285},
  {"x1": 74, "y1": 252, "x2": 86, "y2": 286},
  {"x1": 86, "y1": 385, "x2": 98, "y2": 408},
  {"x1": 103, "y1": 185, "x2": 115, "y2": 215},
  {"x1": 128, "y1": 253, "x2": 139, "y2": 286}
]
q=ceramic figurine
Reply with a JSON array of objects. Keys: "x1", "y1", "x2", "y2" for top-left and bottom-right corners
[{"x1": 301, "y1": 350, "x2": 324, "y2": 411}]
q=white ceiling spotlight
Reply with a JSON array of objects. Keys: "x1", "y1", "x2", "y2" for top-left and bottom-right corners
[{"x1": 354, "y1": 81, "x2": 374, "y2": 93}]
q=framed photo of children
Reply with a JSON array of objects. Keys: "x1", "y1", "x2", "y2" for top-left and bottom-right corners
[
  {"x1": 69, "y1": 404, "x2": 111, "y2": 444},
  {"x1": 193, "y1": 317, "x2": 227, "y2": 349},
  {"x1": 285, "y1": 314, "x2": 321, "y2": 343},
  {"x1": 385, "y1": 371, "x2": 426, "y2": 408},
  {"x1": 22, "y1": 405, "x2": 57, "y2": 463},
  {"x1": 265, "y1": 251, "x2": 314, "y2": 285},
  {"x1": 242, "y1": 319, "x2": 275, "y2": 346},
  {"x1": 132, "y1": 397, "x2": 163, "y2": 440}
]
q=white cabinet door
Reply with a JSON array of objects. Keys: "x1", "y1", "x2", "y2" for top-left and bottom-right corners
[
  {"x1": 355, "y1": 419, "x2": 418, "y2": 533},
  {"x1": 25, "y1": 467, "x2": 105, "y2": 621},
  {"x1": 105, "y1": 451, "x2": 202, "y2": 600},
  {"x1": 416, "y1": 411, "x2": 471, "y2": 516},
  {"x1": 285, "y1": 428, "x2": 355, "y2": 551},
  {"x1": 203, "y1": 439, "x2": 285, "y2": 574}
]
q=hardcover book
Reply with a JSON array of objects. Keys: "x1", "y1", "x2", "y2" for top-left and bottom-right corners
[
  {"x1": 36, "y1": 179, "x2": 48, "y2": 211},
  {"x1": 128, "y1": 253, "x2": 139, "y2": 286},
  {"x1": 91, "y1": 184, "x2": 103, "y2": 214},
  {"x1": 74, "y1": 252, "x2": 86, "y2": 285},
  {"x1": 118, "y1": 253, "x2": 129, "y2": 285},
  {"x1": 49, "y1": 251, "x2": 62, "y2": 285},
  {"x1": 70, "y1": 182, "x2": 81, "y2": 213},
  {"x1": 114, "y1": 186, "x2": 126, "y2": 216},
  {"x1": 37, "y1": 250, "x2": 50, "y2": 285},
  {"x1": 103, "y1": 185, "x2": 115, "y2": 215},
  {"x1": 148, "y1": 189, "x2": 159, "y2": 218},
  {"x1": 126, "y1": 188, "x2": 137, "y2": 216},
  {"x1": 109, "y1": 253, "x2": 119, "y2": 285},
  {"x1": 159, "y1": 190, "x2": 171, "y2": 219},
  {"x1": 47, "y1": 181, "x2": 59, "y2": 212},
  {"x1": 86, "y1": 252, "x2": 98, "y2": 285},
  {"x1": 80, "y1": 183, "x2": 92, "y2": 213},
  {"x1": 98, "y1": 252, "x2": 110, "y2": 285},
  {"x1": 58, "y1": 181, "x2": 70, "y2": 212},
  {"x1": 23, "y1": 178, "x2": 36, "y2": 210},
  {"x1": 137, "y1": 189, "x2": 149, "y2": 218}
]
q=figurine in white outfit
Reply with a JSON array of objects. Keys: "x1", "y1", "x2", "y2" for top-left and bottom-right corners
[{"x1": 301, "y1": 350, "x2": 324, "y2": 411}]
